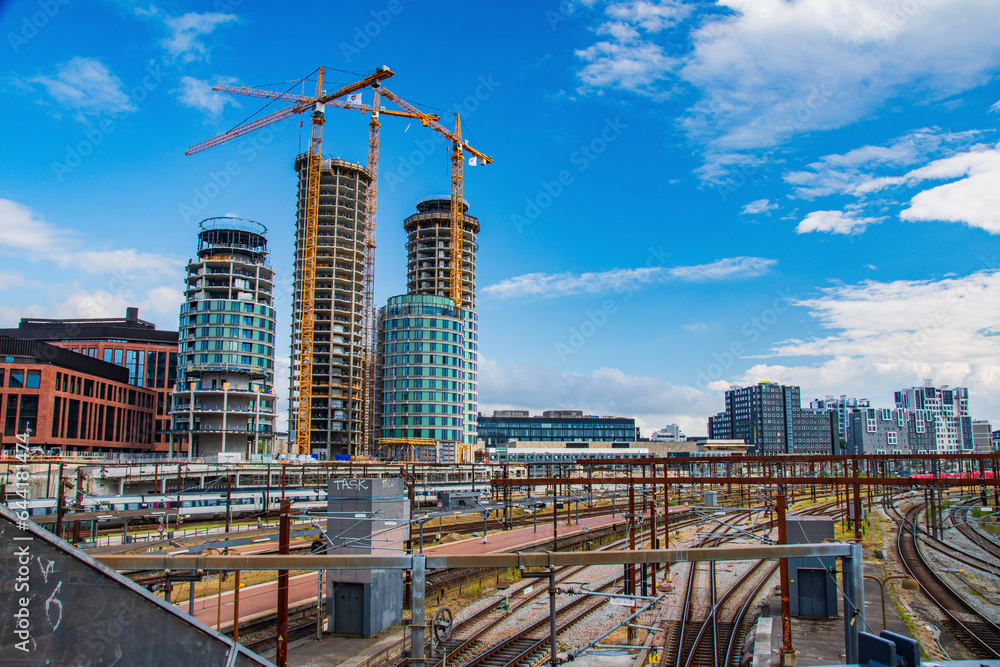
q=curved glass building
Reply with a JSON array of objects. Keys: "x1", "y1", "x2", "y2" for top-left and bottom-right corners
[
  {"x1": 171, "y1": 217, "x2": 277, "y2": 458},
  {"x1": 378, "y1": 294, "x2": 465, "y2": 443}
]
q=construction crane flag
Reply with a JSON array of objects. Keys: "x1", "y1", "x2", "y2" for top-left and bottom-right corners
[
  {"x1": 468, "y1": 157, "x2": 478, "y2": 166},
  {"x1": 347, "y1": 92, "x2": 362, "y2": 106}
]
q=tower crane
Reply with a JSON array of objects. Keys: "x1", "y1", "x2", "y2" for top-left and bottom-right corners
[
  {"x1": 377, "y1": 87, "x2": 493, "y2": 310},
  {"x1": 185, "y1": 66, "x2": 437, "y2": 457}
]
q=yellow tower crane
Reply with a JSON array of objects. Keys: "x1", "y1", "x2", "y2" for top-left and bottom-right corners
[
  {"x1": 377, "y1": 88, "x2": 493, "y2": 310},
  {"x1": 185, "y1": 66, "x2": 436, "y2": 456}
]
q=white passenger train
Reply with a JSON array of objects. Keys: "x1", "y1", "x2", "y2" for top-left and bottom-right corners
[{"x1": 8, "y1": 482, "x2": 488, "y2": 527}]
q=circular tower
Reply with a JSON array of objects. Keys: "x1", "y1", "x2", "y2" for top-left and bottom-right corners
[
  {"x1": 403, "y1": 197, "x2": 479, "y2": 309},
  {"x1": 172, "y1": 217, "x2": 277, "y2": 458}
]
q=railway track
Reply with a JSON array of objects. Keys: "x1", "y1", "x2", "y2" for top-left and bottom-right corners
[
  {"x1": 950, "y1": 500, "x2": 1000, "y2": 563},
  {"x1": 897, "y1": 504, "x2": 1000, "y2": 659}
]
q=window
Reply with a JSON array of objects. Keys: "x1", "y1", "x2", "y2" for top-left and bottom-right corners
[
  {"x1": 9, "y1": 370, "x2": 24, "y2": 388},
  {"x1": 25, "y1": 370, "x2": 41, "y2": 389}
]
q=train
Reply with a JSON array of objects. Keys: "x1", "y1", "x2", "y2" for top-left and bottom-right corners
[{"x1": 5, "y1": 482, "x2": 492, "y2": 529}]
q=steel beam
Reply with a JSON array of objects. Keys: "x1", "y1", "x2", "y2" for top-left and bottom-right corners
[{"x1": 95, "y1": 543, "x2": 855, "y2": 571}]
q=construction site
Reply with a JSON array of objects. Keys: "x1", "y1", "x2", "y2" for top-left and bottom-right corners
[{"x1": 3, "y1": 64, "x2": 1000, "y2": 667}]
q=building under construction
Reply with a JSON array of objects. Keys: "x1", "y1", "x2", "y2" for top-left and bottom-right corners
[
  {"x1": 291, "y1": 156, "x2": 372, "y2": 459},
  {"x1": 171, "y1": 217, "x2": 277, "y2": 459},
  {"x1": 375, "y1": 198, "x2": 480, "y2": 460}
]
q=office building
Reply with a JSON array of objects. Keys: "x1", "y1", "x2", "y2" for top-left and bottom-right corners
[
  {"x1": 291, "y1": 157, "x2": 372, "y2": 458},
  {"x1": 477, "y1": 410, "x2": 638, "y2": 447},
  {"x1": 846, "y1": 408, "x2": 938, "y2": 455},
  {"x1": 0, "y1": 337, "x2": 156, "y2": 453},
  {"x1": 894, "y1": 381, "x2": 972, "y2": 452},
  {"x1": 0, "y1": 307, "x2": 178, "y2": 451},
  {"x1": 170, "y1": 218, "x2": 277, "y2": 459},
  {"x1": 707, "y1": 381, "x2": 839, "y2": 455},
  {"x1": 809, "y1": 395, "x2": 870, "y2": 442},
  {"x1": 650, "y1": 423, "x2": 685, "y2": 442}
]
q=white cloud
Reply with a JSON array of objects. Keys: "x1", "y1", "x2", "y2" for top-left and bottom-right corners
[
  {"x1": 784, "y1": 128, "x2": 983, "y2": 198},
  {"x1": 576, "y1": 41, "x2": 679, "y2": 97},
  {"x1": 682, "y1": 321, "x2": 708, "y2": 332},
  {"x1": 479, "y1": 358, "x2": 719, "y2": 437},
  {"x1": 575, "y1": 0, "x2": 691, "y2": 97},
  {"x1": 899, "y1": 146, "x2": 1000, "y2": 233},
  {"x1": 30, "y1": 57, "x2": 136, "y2": 121},
  {"x1": 482, "y1": 256, "x2": 776, "y2": 299},
  {"x1": 682, "y1": 0, "x2": 1000, "y2": 159},
  {"x1": 136, "y1": 7, "x2": 236, "y2": 62},
  {"x1": 0, "y1": 269, "x2": 25, "y2": 292},
  {"x1": 796, "y1": 210, "x2": 882, "y2": 235},
  {"x1": 0, "y1": 199, "x2": 180, "y2": 277},
  {"x1": 740, "y1": 198, "x2": 778, "y2": 215},
  {"x1": 729, "y1": 268, "x2": 1000, "y2": 423},
  {"x1": 573, "y1": 1, "x2": 1000, "y2": 177},
  {"x1": 175, "y1": 76, "x2": 239, "y2": 117}
]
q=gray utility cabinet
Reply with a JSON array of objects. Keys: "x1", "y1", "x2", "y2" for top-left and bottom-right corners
[
  {"x1": 786, "y1": 516, "x2": 838, "y2": 618},
  {"x1": 325, "y1": 477, "x2": 409, "y2": 636}
]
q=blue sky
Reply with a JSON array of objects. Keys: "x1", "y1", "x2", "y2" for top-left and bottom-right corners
[{"x1": 2, "y1": 0, "x2": 1000, "y2": 437}]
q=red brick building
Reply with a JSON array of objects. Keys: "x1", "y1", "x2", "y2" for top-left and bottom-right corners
[
  {"x1": 0, "y1": 308, "x2": 182, "y2": 452},
  {"x1": 0, "y1": 337, "x2": 156, "y2": 453}
]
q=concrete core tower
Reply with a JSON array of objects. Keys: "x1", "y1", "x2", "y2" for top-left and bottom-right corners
[
  {"x1": 172, "y1": 217, "x2": 277, "y2": 459},
  {"x1": 291, "y1": 156, "x2": 372, "y2": 459}
]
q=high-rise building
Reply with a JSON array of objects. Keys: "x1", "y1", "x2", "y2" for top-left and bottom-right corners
[
  {"x1": 809, "y1": 395, "x2": 870, "y2": 443},
  {"x1": 708, "y1": 381, "x2": 838, "y2": 455},
  {"x1": 290, "y1": 157, "x2": 372, "y2": 459},
  {"x1": 375, "y1": 198, "x2": 480, "y2": 460},
  {"x1": 170, "y1": 218, "x2": 277, "y2": 459},
  {"x1": 404, "y1": 197, "x2": 480, "y2": 447},
  {"x1": 0, "y1": 307, "x2": 178, "y2": 451},
  {"x1": 894, "y1": 381, "x2": 972, "y2": 452}
]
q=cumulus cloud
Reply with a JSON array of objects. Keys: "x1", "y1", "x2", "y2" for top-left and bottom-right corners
[
  {"x1": 175, "y1": 76, "x2": 239, "y2": 117},
  {"x1": 682, "y1": 321, "x2": 708, "y2": 332},
  {"x1": 30, "y1": 57, "x2": 136, "y2": 121},
  {"x1": 482, "y1": 256, "x2": 776, "y2": 299},
  {"x1": 899, "y1": 146, "x2": 1000, "y2": 234},
  {"x1": 796, "y1": 210, "x2": 883, "y2": 235},
  {"x1": 479, "y1": 358, "x2": 719, "y2": 437},
  {"x1": 573, "y1": 0, "x2": 1000, "y2": 177},
  {"x1": 576, "y1": 0, "x2": 692, "y2": 97},
  {"x1": 729, "y1": 268, "x2": 1000, "y2": 423}
]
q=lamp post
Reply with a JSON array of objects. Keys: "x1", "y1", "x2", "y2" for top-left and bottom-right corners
[{"x1": 863, "y1": 574, "x2": 919, "y2": 631}]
